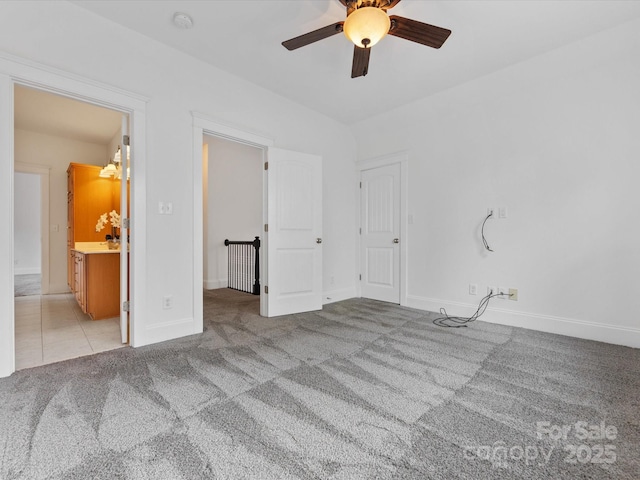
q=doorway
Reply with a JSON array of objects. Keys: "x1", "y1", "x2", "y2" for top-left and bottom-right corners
[
  {"x1": 192, "y1": 114, "x2": 324, "y2": 322},
  {"x1": 13, "y1": 85, "x2": 127, "y2": 369},
  {"x1": 202, "y1": 134, "x2": 263, "y2": 308},
  {"x1": 14, "y1": 171, "x2": 43, "y2": 296}
]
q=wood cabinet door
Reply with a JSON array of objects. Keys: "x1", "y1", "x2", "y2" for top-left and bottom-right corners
[{"x1": 74, "y1": 252, "x2": 85, "y2": 310}]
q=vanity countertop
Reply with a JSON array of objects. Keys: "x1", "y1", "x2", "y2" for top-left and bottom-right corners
[{"x1": 72, "y1": 242, "x2": 123, "y2": 254}]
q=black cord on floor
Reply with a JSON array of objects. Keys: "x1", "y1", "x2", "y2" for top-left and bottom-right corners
[
  {"x1": 433, "y1": 291, "x2": 508, "y2": 328},
  {"x1": 481, "y1": 211, "x2": 493, "y2": 252}
]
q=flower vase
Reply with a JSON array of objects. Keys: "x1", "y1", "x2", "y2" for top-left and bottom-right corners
[{"x1": 108, "y1": 226, "x2": 120, "y2": 250}]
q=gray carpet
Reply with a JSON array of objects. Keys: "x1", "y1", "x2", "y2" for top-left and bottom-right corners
[
  {"x1": 14, "y1": 274, "x2": 41, "y2": 297},
  {"x1": 0, "y1": 289, "x2": 638, "y2": 479}
]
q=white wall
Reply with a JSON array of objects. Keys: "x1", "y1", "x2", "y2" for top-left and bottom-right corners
[
  {"x1": 351, "y1": 18, "x2": 640, "y2": 347},
  {"x1": 13, "y1": 172, "x2": 41, "y2": 275},
  {"x1": 0, "y1": 1, "x2": 357, "y2": 376},
  {"x1": 14, "y1": 129, "x2": 107, "y2": 293},
  {"x1": 203, "y1": 135, "x2": 262, "y2": 289}
]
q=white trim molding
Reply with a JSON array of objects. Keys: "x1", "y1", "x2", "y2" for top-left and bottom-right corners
[
  {"x1": 192, "y1": 112, "x2": 274, "y2": 148},
  {"x1": 406, "y1": 295, "x2": 640, "y2": 349},
  {"x1": 0, "y1": 74, "x2": 15, "y2": 377},
  {"x1": 192, "y1": 112, "x2": 274, "y2": 327},
  {"x1": 0, "y1": 53, "x2": 148, "y2": 378},
  {"x1": 323, "y1": 287, "x2": 358, "y2": 305},
  {"x1": 204, "y1": 279, "x2": 228, "y2": 290}
]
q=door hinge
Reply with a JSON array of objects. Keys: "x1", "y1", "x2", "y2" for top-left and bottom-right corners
[
  {"x1": 122, "y1": 218, "x2": 130, "y2": 229},
  {"x1": 264, "y1": 162, "x2": 268, "y2": 170},
  {"x1": 265, "y1": 286, "x2": 268, "y2": 294},
  {"x1": 123, "y1": 301, "x2": 130, "y2": 312},
  {"x1": 359, "y1": 181, "x2": 362, "y2": 188},
  {"x1": 359, "y1": 274, "x2": 362, "y2": 281},
  {"x1": 122, "y1": 135, "x2": 130, "y2": 146},
  {"x1": 264, "y1": 224, "x2": 268, "y2": 232},
  {"x1": 359, "y1": 227, "x2": 361, "y2": 234}
]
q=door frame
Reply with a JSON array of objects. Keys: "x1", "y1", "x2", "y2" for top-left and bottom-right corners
[
  {"x1": 192, "y1": 113, "x2": 274, "y2": 324},
  {"x1": 14, "y1": 163, "x2": 50, "y2": 295},
  {"x1": 0, "y1": 53, "x2": 148, "y2": 378},
  {"x1": 356, "y1": 151, "x2": 409, "y2": 306}
]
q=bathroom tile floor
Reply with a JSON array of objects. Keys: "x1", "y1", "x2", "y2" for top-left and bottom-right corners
[{"x1": 14, "y1": 293, "x2": 125, "y2": 370}]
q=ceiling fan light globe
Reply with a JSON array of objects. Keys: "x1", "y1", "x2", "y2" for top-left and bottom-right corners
[{"x1": 344, "y1": 7, "x2": 390, "y2": 48}]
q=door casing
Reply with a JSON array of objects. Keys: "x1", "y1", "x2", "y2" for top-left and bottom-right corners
[
  {"x1": 0, "y1": 53, "x2": 147, "y2": 378},
  {"x1": 192, "y1": 114, "x2": 274, "y2": 322}
]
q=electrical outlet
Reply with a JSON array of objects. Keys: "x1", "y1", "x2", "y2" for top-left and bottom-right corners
[
  {"x1": 158, "y1": 201, "x2": 165, "y2": 214},
  {"x1": 498, "y1": 286, "x2": 509, "y2": 298},
  {"x1": 487, "y1": 207, "x2": 495, "y2": 216},
  {"x1": 509, "y1": 288, "x2": 518, "y2": 301},
  {"x1": 469, "y1": 283, "x2": 478, "y2": 295},
  {"x1": 162, "y1": 295, "x2": 173, "y2": 309},
  {"x1": 499, "y1": 206, "x2": 508, "y2": 219},
  {"x1": 165, "y1": 202, "x2": 173, "y2": 215},
  {"x1": 488, "y1": 286, "x2": 497, "y2": 296},
  {"x1": 330, "y1": 275, "x2": 335, "y2": 285}
]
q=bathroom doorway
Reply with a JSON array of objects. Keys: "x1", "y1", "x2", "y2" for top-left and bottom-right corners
[{"x1": 13, "y1": 85, "x2": 127, "y2": 369}]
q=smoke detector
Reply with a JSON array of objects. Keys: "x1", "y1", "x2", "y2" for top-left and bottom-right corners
[{"x1": 173, "y1": 12, "x2": 194, "y2": 29}]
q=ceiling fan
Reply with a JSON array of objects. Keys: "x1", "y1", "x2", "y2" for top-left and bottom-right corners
[{"x1": 282, "y1": 0, "x2": 452, "y2": 78}]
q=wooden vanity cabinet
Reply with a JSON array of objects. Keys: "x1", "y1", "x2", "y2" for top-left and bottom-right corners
[
  {"x1": 67, "y1": 162, "x2": 129, "y2": 319},
  {"x1": 72, "y1": 250, "x2": 120, "y2": 320},
  {"x1": 67, "y1": 163, "x2": 112, "y2": 289}
]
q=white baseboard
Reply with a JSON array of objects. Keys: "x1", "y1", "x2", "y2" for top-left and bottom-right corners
[
  {"x1": 14, "y1": 267, "x2": 41, "y2": 275},
  {"x1": 132, "y1": 317, "x2": 199, "y2": 347},
  {"x1": 406, "y1": 295, "x2": 640, "y2": 349},
  {"x1": 204, "y1": 278, "x2": 227, "y2": 290},
  {"x1": 323, "y1": 287, "x2": 357, "y2": 305},
  {"x1": 48, "y1": 283, "x2": 71, "y2": 295}
]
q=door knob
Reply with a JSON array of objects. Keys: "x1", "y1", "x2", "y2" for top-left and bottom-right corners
[
  {"x1": 393, "y1": 238, "x2": 399, "y2": 243},
  {"x1": 316, "y1": 238, "x2": 322, "y2": 244}
]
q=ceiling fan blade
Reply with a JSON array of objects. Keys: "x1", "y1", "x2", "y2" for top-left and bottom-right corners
[
  {"x1": 282, "y1": 22, "x2": 345, "y2": 51},
  {"x1": 388, "y1": 15, "x2": 451, "y2": 49},
  {"x1": 351, "y1": 46, "x2": 371, "y2": 78},
  {"x1": 381, "y1": 0, "x2": 402, "y2": 10}
]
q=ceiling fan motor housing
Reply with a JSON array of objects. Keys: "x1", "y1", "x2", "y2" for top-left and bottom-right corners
[{"x1": 347, "y1": 0, "x2": 393, "y2": 9}]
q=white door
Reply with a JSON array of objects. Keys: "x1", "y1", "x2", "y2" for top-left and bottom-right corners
[
  {"x1": 360, "y1": 163, "x2": 401, "y2": 303},
  {"x1": 266, "y1": 147, "x2": 322, "y2": 317},
  {"x1": 119, "y1": 115, "x2": 129, "y2": 343}
]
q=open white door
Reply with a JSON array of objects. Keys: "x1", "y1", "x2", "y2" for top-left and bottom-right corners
[
  {"x1": 119, "y1": 115, "x2": 129, "y2": 343},
  {"x1": 265, "y1": 148, "x2": 322, "y2": 317},
  {"x1": 360, "y1": 163, "x2": 401, "y2": 304}
]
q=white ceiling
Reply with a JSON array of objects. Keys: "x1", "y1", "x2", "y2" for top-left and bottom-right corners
[
  {"x1": 14, "y1": 85, "x2": 123, "y2": 145},
  {"x1": 70, "y1": 0, "x2": 640, "y2": 126}
]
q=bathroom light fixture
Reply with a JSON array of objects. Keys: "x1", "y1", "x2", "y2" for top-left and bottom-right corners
[
  {"x1": 343, "y1": 6, "x2": 391, "y2": 48},
  {"x1": 99, "y1": 145, "x2": 130, "y2": 179},
  {"x1": 99, "y1": 160, "x2": 117, "y2": 178}
]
